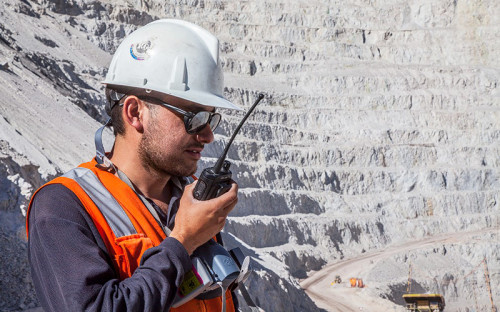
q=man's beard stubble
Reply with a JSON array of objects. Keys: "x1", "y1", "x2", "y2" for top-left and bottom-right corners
[{"x1": 138, "y1": 125, "x2": 198, "y2": 178}]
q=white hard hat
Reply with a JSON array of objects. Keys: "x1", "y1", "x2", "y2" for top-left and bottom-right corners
[{"x1": 103, "y1": 19, "x2": 241, "y2": 110}]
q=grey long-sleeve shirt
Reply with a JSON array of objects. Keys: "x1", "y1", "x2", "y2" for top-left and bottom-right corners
[{"x1": 28, "y1": 183, "x2": 192, "y2": 311}]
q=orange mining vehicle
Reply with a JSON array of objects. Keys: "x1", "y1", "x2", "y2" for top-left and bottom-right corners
[
  {"x1": 350, "y1": 278, "x2": 356, "y2": 287},
  {"x1": 349, "y1": 278, "x2": 365, "y2": 288}
]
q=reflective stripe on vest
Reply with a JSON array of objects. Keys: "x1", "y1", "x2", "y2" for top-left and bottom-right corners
[{"x1": 63, "y1": 167, "x2": 136, "y2": 238}]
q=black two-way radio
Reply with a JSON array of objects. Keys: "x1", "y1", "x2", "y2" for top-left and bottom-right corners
[
  {"x1": 172, "y1": 94, "x2": 264, "y2": 308},
  {"x1": 193, "y1": 93, "x2": 265, "y2": 200}
]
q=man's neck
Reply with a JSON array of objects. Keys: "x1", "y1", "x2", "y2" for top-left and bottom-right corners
[
  {"x1": 125, "y1": 165, "x2": 171, "y2": 201},
  {"x1": 109, "y1": 138, "x2": 171, "y2": 204}
]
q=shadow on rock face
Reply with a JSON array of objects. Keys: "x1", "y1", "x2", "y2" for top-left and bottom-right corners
[
  {"x1": 0, "y1": 230, "x2": 39, "y2": 311},
  {"x1": 382, "y1": 280, "x2": 427, "y2": 306}
]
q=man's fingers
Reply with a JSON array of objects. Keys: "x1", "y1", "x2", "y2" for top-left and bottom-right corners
[
  {"x1": 183, "y1": 181, "x2": 197, "y2": 199},
  {"x1": 215, "y1": 182, "x2": 238, "y2": 203},
  {"x1": 186, "y1": 180, "x2": 237, "y2": 202},
  {"x1": 183, "y1": 180, "x2": 238, "y2": 220},
  {"x1": 217, "y1": 218, "x2": 226, "y2": 231},
  {"x1": 215, "y1": 184, "x2": 238, "y2": 215}
]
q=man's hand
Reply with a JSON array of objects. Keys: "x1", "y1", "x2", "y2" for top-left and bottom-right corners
[{"x1": 170, "y1": 181, "x2": 238, "y2": 255}]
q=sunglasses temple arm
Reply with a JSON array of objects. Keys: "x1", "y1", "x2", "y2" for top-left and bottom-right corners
[{"x1": 165, "y1": 104, "x2": 190, "y2": 116}]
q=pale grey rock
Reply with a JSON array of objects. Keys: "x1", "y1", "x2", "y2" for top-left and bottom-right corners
[{"x1": 0, "y1": 0, "x2": 499, "y2": 311}]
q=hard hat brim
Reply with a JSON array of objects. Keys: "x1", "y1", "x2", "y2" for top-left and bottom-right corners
[
  {"x1": 103, "y1": 83, "x2": 243, "y2": 111},
  {"x1": 170, "y1": 88, "x2": 243, "y2": 111}
]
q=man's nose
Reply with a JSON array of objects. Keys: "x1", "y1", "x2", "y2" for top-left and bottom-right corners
[{"x1": 195, "y1": 124, "x2": 214, "y2": 144}]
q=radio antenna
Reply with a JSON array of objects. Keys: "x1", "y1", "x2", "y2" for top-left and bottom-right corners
[{"x1": 213, "y1": 93, "x2": 264, "y2": 173}]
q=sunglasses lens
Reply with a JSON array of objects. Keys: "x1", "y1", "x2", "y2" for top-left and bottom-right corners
[
  {"x1": 187, "y1": 112, "x2": 222, "y2": 134},
  {"x1": 188, "y1": 112, "x2": 211, "y2": 133},
  {"x1": 209, "y1": 113, "x2": 221, "y2": 131}
]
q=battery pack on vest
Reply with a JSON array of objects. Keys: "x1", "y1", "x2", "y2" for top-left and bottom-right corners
[
  {"x1": 195, "y1": 239, "x2": 241, "y2": 289},
  {"x1": 172, "y1": 239, "x2": 242, "y2": 307}
]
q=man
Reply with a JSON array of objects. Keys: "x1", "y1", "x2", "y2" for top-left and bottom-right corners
[{"x1": 27, "y1": 19, "x2": 242, "y2": 311}]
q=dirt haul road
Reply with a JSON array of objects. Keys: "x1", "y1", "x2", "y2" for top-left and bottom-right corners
[{"x1": 300, "y1": 227, "x2": 499, "y2": 312}]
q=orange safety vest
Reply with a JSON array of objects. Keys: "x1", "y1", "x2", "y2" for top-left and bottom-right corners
[{"x1": 26, "y1": 159, "x2": 235, "y2": 312}]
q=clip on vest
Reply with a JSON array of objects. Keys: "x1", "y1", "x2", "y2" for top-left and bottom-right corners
[{"x1": 94, "y1": 118, "x2": 116, "y2": 171}]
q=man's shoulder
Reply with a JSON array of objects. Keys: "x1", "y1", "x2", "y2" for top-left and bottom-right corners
[
  {"x1": 29, "y1": 182, "x2": 85, "y2": 221},
  {"x1": 34, "y1": 182, "x2": 75, "y2": 198}
]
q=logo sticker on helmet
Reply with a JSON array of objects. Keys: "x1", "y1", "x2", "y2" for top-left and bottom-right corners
[{"x1": 130, "y1": 39, "x2": 154, "y2": 60}]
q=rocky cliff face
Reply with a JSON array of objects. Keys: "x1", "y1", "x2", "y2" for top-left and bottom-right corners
[{"x1": 0, "y1": 0, "x2": 498, "y2": 311}]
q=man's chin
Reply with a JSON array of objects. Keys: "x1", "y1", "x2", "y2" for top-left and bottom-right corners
[
  {"x1": 186, "y1": 165, "x2": 198, "y2": 177},
  {"x1": 168, "y1": 163, "x2": 198, "y2": 178}
]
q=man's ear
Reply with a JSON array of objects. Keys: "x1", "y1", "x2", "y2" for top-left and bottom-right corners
[{"x1": 122, "y1": 96, "x2": 146, "y2": 133}]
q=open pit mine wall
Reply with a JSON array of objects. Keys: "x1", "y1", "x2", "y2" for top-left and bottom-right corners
[{"x1": 0, "y1": 0, "x2": 498, "y2": 311}]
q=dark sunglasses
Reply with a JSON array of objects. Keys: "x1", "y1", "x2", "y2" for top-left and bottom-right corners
[{"x1": 140, "y1": 97, "x2": 221, "y2": 134}]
